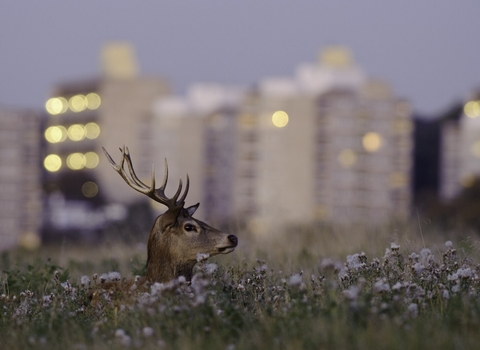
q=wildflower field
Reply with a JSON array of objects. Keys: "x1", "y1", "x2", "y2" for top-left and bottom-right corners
[{"x1": 2, "y1": 225, "x2": 480, "y2": 349}]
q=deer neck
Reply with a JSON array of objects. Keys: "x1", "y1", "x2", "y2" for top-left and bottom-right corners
[{"x1": 145, "y1": 232, "x2": 196, "y2": 283}]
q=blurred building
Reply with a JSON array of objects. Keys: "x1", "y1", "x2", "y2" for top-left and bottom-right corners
[
  {"x1": 152, "y1": 84, "x2": 246, "y2": 221},
  {"x1": 440, "y1": 92, "x2": 480, "y2": 200},
  {"x1": 0, "y1": 108, "x2": 43, "y2": 250},
  {"x1": 42, "y1": 43, "x2": 171, "y2": 234},
  {"x1": 242, "y1": 47, "x2": 413, "y2": 228}
]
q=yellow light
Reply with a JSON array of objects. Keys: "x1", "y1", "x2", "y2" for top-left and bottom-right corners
[
  {"x1": 67, "y1": 124, "x2": 86, "y2": 141},
  {"x1": 272, "y1": 111, "x2": 289, "y2": 128},
  {"x1": 362, "y1": 132, "x2": 382, "y2": 152},
  {"x1": 84, "y1": 152, "x2": 99, "y2": 169},
  {"x1": 338, "y1": 149, "x2": 357, "y2": 168},
  {"x1": 388, "y1": 172, "x2": 407, "y2": 188},
  {"x1": 66, "y1": 153, "x2": 86, "y2": 170},
  {"x1": 82, "y1": 181, "x2": 98, "y2": 198},
  {"x1": 471, "y1": 141, "x2": 480, "y2": 158},
  {"x1": 464, "y1": 101, "x2": 480, "y2": 118},
  {"x1": 86, "y1": 93, "x2": 101, "y2": 110},
  {"x1": 84, "y1": 122, "x2": 100, "y2": 139},
  {"x1": 44, "y1": 154, "x2": 62, "y2": 172},
  {"x1": 45, "y1": 97, "x2": 68, "y2": 115},
  {"x1": 69, "y1": 95, "x2": 87, "y2": 112},
  {"x1": 44, "y1": 125, "x2": 67, "y2": 143}
]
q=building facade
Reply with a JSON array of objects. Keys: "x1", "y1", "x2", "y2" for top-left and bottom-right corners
[
  {"x1": 440, "y1": 92, "x2": 480, "y2": 200},
  {"x1": 0, "y1": 108, "x2": 43, "y2": 250}
]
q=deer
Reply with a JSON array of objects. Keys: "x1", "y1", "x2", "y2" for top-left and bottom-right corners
[{"x1": 102, "y1": 146, "x2": 238, "y2": 284}]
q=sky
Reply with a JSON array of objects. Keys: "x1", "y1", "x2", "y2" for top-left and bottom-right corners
[{"x1": 0, "y1": 1, "x2": 479, "y2": 116}]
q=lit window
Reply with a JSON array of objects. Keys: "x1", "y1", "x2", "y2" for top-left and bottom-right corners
[
  {"x1": 272, "y1": 111, "x2": 289, "y2": 128},
  {"x1": 45, "y1": 97, "x2": 68, "y2": 115},
  {"x1": 44, "y1": 154, "x2": 62, "y2": 172},
  {"x1": 67, "y1": 124, "x2": 86, "y2": 141},
  {"x1": 464, "y1": 101, "x2": 480, "y2": 118},
  {"x1": 362, "y1": 132, "x2": 382, "y2": 152},
  {"x1": 69, "y1": 95, "x2": 87, "y2": 112},
  {"x1": 338, "y1": 149, "x2": 357, "y2": 168},
  {"x1": 82, "y1": 181, "x2": 98, "y2": 198},
  {"x1": 86, "y1": 93, "x2": 101, "y2": 110},
  {"x1": 84, "y1": 152, "x2": 99, "y2": 169},
  {"x1": 84, "y1": 122, "x2": 100, "y2": 139},
  {"x1": 67, "y1": 153, "x2": 86, "y2": 170},
  {"x1": 45, "y1": 126, "x2": 67, "y2": 143}
]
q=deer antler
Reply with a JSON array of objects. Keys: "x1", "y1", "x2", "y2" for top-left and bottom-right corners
[{"x1": 102, "y1": 146, "x2": 189, "y2": 209}]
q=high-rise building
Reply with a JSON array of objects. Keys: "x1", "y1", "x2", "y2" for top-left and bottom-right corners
[
  {"x1": 0, "y1": 108, "x2": 43, "y2": 250},
  {"x1": 440, "y1": 92, "x2": 480, "y2": 200},
  {"x1": 237, "y1": 47, "x2": 413, "y2": 229},
  {"x1": 42, "y1": 43, "x2": 171, "y2": 232}
]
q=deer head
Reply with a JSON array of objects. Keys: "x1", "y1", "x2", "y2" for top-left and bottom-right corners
[{"x1": 103, "y1": 146, "x2": 238, "y2": 283}]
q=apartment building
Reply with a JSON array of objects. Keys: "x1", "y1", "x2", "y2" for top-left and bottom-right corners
[
  {"x1": 42, "y1": 43, "x2": 171, "y2": 232},
  {"x1": 440, "y1": 92, "x2": 480, "y2": 200},
  {"x1": 0, "y1": 108, "x2": 43, "y2": 250}
]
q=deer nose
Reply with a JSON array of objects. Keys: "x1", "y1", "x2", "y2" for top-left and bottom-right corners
[{"x1": 228, "y1": 235, "x2": 238, "y2": 246}]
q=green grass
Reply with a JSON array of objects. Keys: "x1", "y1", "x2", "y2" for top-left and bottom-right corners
[{"x1": 1, "y1": 224, "x2": 480, "y2": 349}]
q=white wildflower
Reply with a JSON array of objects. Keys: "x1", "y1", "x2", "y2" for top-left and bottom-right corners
[
  {"x1": 442, "y1": 289, "x2": 450, "y2": 299},
  {"x1": 196, "y1": 253, "x2": 210, "y2": 262},
  {"x1": 108, "y1": 271, "x2": 122, "y2": 281},
  {"x1": 99, "y1": 273, "x2": 109, "y2": 283},
  {"x1": 373, "y1": 279, "x2": 390, "y2": 293},
  {"x1": 412, "y1": 262, "x2": 425, "y2": 275},
  {"x1": 390, "y1": 242, "x2": 400, "y2": 251},
  {"x1": 457, "y1": 267, "x2": 472, "y2": 279},
  {"x1": 408, "y1": 303, "x2": 418, "y2": 318},
  {"x1": 343, "y1": 285, "x2": 360, "y2": 301},
  {"x1": 142, "y1": 327, "x2": 154, "y2": 337},
  {"x1": 445, "y1": 241, "x2": 453, "y2": 248},
  {"x1": 204, "y1": 263, "x2": 218, "y2": 275},
  {"x1": 288, "y1": 274, "x2": 303, "y2": 286},
  {"x1": 80, "y1": 276, "x2": 90, "y2": 288},
  {"x1": 346, "y1": 254, "x2": 365, "y2": 270}
]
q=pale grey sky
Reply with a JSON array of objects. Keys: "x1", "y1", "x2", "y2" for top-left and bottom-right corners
[{"x1": 0, "y1": 1, "x2": 479, "y2": 115}]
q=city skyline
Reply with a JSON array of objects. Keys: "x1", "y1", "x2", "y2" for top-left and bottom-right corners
[{"x1": 0, "y1": 1, "x2": 479, "y2": 115}]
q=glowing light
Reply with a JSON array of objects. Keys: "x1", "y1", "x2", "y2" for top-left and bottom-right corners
[
  {"x1": 44, "y1": 154, "x2": 62, "y2": 172},
  {"x1": 67, "y1": 124, "x2": 86, "y2": 141},
  {"x1": 45, "y1": 125, "x2": 67, "y2": 143},
  {"x1": 67, "y1": 153, "x2": 86, "y2": 170},
  {"x1": 82, "y1": 181, "x2": 98, "y2": 198},
  {"x1": 69, "y1": 95, "x2": 87, "y2": 112},
  {"x1": 464, "y1": 101, "x2": 480, "y2": 118},
  {"x1": 471, "y1": 141, "x2": 480, "y2": 158},
  {"x1": 338, "y1": 149, "x2": 357, "y2": 168},
  {"x1": 388, "y1": 172, "x2": 407, "y2": 188},
  {"x1": 272, "y1": 111, "x2": 289, "y2": 128},
  {"x1": 84, "y1": 152, "x2": 99, "y2": 169},
  {"x1": 362, "y1": 132, "x2": 382, "y2": 152},
  {"x1": 86, "y1": 93, "x2": 101, "y2": 110},
  {"x1": 45, "y1": 97, "x2": 68, "y2": 115},
  {"x1": 84, "y1": 122, "x2": 100, "y2": 139}
]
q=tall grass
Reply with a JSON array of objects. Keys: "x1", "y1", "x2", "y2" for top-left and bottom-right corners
[{"x1": 1, "y1": 223, "x2": 480, "y2": 349}]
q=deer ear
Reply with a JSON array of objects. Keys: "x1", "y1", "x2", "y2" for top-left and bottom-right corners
[
  {"x1": 160, "y1": 206, "x2": 184, "y2": 229},
  {"x1": 185, "y1": 203, "x2": 200, "y2": 217}
]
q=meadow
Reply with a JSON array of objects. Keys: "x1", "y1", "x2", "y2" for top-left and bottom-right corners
[{"x1": 1, "y1": 223, "x2": 480, "y2": 349}]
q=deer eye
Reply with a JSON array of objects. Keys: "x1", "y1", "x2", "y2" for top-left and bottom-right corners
[{"x1": 184, "y1": 224, "x2": 195, "y2": 232}]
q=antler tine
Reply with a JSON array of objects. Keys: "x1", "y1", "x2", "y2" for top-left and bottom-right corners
[
  {"x1": 178, "y1": 174, "x2": 190, "y2": 204},
  {"x1": 123, "y1": 146, "x2": 149, "y2": 190},
  {"x1": 103, "y1": 146, "x2": 189, "y2": 210}
]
